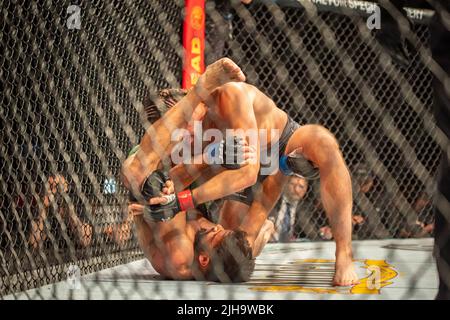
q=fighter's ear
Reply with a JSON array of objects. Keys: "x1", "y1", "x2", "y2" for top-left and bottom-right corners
[{"x1": 197, "y1": 252, "x2": 210, "y2": 268}]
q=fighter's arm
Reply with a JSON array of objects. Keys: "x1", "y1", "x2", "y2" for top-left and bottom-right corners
[
  {"x1": 145, "y1": 85, "x2": 260, "y2": 215},
  {"x1": 169, "y1": 153, "x2": 211, "y2": 191},
  {"x1": 190, "y1": 84, "x2": 260, "y2": 205},
  {"x1": 216, "y1": 171, "x2": 287, "y2": 257},
  {"x1": 129, "y1": 204, "x2": 157, "y2": 259},
  {"x1": 169, "y1": 140, "x2": 256, "y2": 192}
]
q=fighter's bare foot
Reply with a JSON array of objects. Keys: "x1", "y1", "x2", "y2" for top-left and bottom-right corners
[
  {"x1": 333, "y1": 257, "x2": 360, "y2": 286},
  {"x1": 194, "y1": 58, "x2": 246, "y2": 101}
]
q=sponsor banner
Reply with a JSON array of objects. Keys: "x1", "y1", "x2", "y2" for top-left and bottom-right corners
[
  {"x1": 182, "y1": 0, "x2": 205, "y2": 89},
  {"x1": 257, "y1": 0, "x2": 434, "y2": 24}
]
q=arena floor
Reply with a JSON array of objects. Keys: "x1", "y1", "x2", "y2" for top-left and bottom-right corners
[{"x1": 5, "y1": 238, "x2": 438, "y2": 300}]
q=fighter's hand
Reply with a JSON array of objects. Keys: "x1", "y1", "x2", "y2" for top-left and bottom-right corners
[
  {"x1": 352, "y1": 215, "x2": 365, "y2": 225},
  {"x1": 319, "y1": 226, "x2": 333, "y2": 240},
  {"x1": 145, "y1": 188, "x2": 194, "y2": 222},
  {"x1": 221, "y1": 136, "x2": 248, "y2": 169},
  {"x1": 333, "y1": 259, "x2": 360, "y2": 287},
  {"x1": 204, "y1": 136, "x2": 256, "y2": 169},
  {"x1": 241, "y1": 144, "x2": 257, "y2": 166},
  {"x1": 161, "y1": 180, "x2": 175, "y2": 196},
  {"x1": 148, "y1": 180, "x2": 175, "y2": 205}
]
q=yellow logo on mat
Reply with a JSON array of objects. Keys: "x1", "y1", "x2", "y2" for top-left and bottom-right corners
[{"x1": 248, "y1": 259, "x2": 398, "y2": 295}]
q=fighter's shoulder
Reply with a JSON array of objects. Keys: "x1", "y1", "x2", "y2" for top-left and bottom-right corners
[{"x1": 164, "y1": 238, "x2": 194, "y2": 279}]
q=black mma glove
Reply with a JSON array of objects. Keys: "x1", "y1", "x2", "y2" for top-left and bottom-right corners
[
  {"x1": 128, "y1": 169, "x2": 169, "y2": 203},
  {"x1": 128, "y1": 169, "x2": 196, "y2": 222},
  {"x1": 204, "y1": 136, "x2": 246, "y2": 169}
]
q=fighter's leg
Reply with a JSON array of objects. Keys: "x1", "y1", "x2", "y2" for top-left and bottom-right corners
[
  {"x1": 240, "y1": 172, "x2": 288, "y2": 245},
  {"x1": 217, "y1": 172, "x2": 288, "y2": 256},
  {"x1": 139, "y1": 57, "x2": 245, "y2": 163},
  {"x1": 194, "y1": 57, "x2": 246, "y2": 102},
  {"x1": 284, "y1": 125, "x2": 358, "y2": 286},
  {"x1": 217, "y1": 199, "x2": 274, "y2": 257},
  {"x1": 245, "y1": 173, "x2": 288, "y2": 258},
  {"x1": 218, "y1": 200, "x2": 250, "y2": 230},
  {"x1": 122, "y1": 58, "x2": 245, "y2": 195}
]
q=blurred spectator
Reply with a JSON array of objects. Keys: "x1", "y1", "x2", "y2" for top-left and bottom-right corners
[
  {"x1": 319, "y1": 225, "x2": 333, "y2": 240},
  {"x1": 398, "y1": 191, "x2": 434, "y2": 238},
  {"x1": 375, "y1": 0, "x2": 410, "y2": 67},
  {"x1": 295, "y1": 162, "x2": 432, "y2": 241},
  {"x1": 205, "y1": 0, "x2": 253, "y2": 65},
  {"x1": 414, "y1": 191, "x2": 434, "y2": 230},
  {"x1": 351, "y1": 162, "x2": 392, "y2": 239},
  {"x1": 28, "y1": 174, "x2": 92, "y2": 250},
  {"x1": 269, "y1": 176, "x2": 308, "y2": 242},
  {"x1": 101, "y1": 206, "x2": 134, "y2": 248}
]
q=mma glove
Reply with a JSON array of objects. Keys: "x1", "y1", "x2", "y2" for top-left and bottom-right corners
[
  {"x1": 129, "y1": 170, "x2": 196, "y2": 222},
  {"x1": 204, "y1": 136, "x2": 246, "y2": 169}
]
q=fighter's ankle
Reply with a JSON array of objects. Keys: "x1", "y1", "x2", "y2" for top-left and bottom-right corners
[{"x1": 335, "y1": 247, "x2": 353, "y2": 260}]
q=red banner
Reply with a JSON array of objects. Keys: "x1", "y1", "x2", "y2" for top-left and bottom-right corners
[{"x1": 182, "y1": 0, "x2": 205, "y2": 89}]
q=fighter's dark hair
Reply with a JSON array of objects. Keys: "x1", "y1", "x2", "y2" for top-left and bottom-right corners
[
  {"x1": 193, "y1": 229, "x2": 255, "y2": 283},
  {"x1": 142, "y1": 88, "x2": 189, "y2": 123}
]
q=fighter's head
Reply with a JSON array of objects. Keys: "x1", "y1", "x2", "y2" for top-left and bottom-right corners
[
  {"x1": 192, "y1": 225, "x2": 255, "y2": 282},
  {"x1": 142, "y1": 88, "x2": 189, "y2": 123},
  {"x1": 143, "y1": 88, "x2": 208, "y2": 131}
]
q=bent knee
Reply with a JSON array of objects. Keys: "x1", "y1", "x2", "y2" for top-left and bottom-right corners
[
  {"x1": 292, "y1": 125, "x2": 341, "y2": 167},
  {"x1": 308, "y1": 125, "x2": 339, "y2": 150},
  {"x1": 301, "y1": 125, "x2": 340, "y2": 158}
]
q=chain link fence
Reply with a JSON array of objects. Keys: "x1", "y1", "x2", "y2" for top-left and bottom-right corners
[
  {"x1": 0, "y1": 0, "x2": 183, "y2": 297},
  {"x1": 208, "y1": 0, "x2": 439, "y2": 242},
  {"x1": 0, "y1": 0, "x2": 447, "y2": 299}
]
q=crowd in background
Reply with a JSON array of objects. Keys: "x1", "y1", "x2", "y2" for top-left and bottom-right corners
[
  {"x1": 269, "y1": 162, "x2": 435, "y2": 243},
  {"x1": 0, "y1": 173, "x2": 133, "y2": 271}
]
